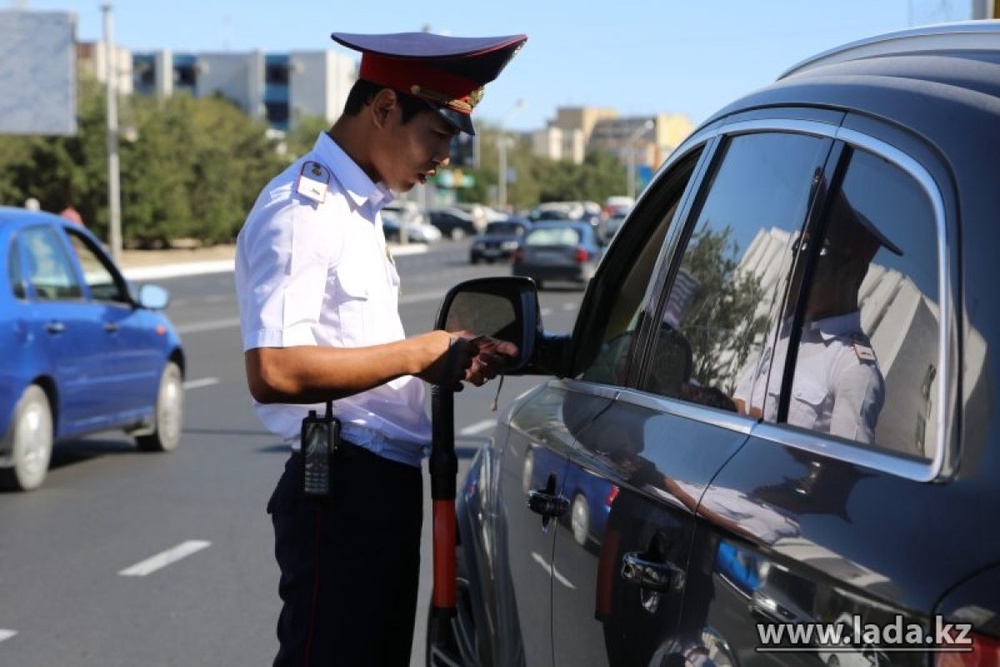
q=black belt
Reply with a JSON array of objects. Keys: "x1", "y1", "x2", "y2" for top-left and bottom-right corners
[{"x1": 292, "y1": 439, "x2": 370, "y2": 461}]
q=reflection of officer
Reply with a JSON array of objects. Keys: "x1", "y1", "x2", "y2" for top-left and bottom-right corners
[
  {"x1": 235, "y1": 31, "x2": 524, "y2": 666},
  {"x1": 733, "y1": 189, "x2": 902, "y2": 444}
]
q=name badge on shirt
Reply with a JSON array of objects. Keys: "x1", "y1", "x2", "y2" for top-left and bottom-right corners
[
  {"x1": 853, "y1": 342, "x2": 877, "y2": 363},
  {"x1": 296, "y1": 161, "x2": 331, "y2": 203}
]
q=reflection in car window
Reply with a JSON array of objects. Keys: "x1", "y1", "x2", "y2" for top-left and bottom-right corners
[
  {"x1": 66, "y1": 231, "x2": 127, "y2": 302},
  {"x1": 22, "y1": 226, "x2": 83, "y2": 301},
  {"x1": 641, "y1": 132, "x2": 832, "y2": 408},
  {"x1": 581, "y1": 152, "x2": 701, "y2": 386},
  {"x1": 790, "y1": 149, "x2": 938, "y2": 458}
]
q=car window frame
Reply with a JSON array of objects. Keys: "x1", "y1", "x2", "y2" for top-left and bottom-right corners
[
  {"x1": 622, "y1": 116, "x2": 954, "y2": 483},
  {"x1": 62, "y1": 226, "x2": 134, "y2": 305}
]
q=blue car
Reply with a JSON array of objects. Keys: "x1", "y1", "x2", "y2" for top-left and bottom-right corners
[{"x1": 0, "y1": 207, "x2": 185, "y2": 491}]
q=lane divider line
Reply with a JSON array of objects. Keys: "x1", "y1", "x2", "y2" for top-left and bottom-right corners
[
  {"x1": 183, "y1": 377, "x2": 219, "y2": 390},
  {"x1": 118, "y1": 540, "x2": 212, "y2": 577},
  {"x1": 0, "y1": 630, "x2": 16, "y2": 643}
]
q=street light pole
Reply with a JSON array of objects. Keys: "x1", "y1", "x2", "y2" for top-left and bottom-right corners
[
  {"x1": 497, "y1": 99, "x2": 525, "y2": 212},
  {"x1": 102, "y1": 4, "x2": 122, "y2": 263},
  {"x1": 626, "y1": 119, "x2": 654, "y2": 201}
]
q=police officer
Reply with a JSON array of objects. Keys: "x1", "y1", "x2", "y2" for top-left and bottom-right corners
[
  {"x1": 732, "y1": 189, "x2": 902, "y2": 444},
  {"x1": 234, "y1": 30, "x2": 526, "y2": 666}
]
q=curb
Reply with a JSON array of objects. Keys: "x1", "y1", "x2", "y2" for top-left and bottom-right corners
[{"x1": 121, "y1": 243, "x2": 429, "y2": 281}]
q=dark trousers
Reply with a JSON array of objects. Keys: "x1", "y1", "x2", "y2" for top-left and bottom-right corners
[{"x1": 268, "y1": 443, "x2": 423, "y2": 666}]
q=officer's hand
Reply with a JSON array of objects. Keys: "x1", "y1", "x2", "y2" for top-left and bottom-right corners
[
  {"x1": 416, "y1": 330, "x2": 478, "y2": 391},
  {"x1": 465, "y1": 335, "x2": 519, "y2": 387}
]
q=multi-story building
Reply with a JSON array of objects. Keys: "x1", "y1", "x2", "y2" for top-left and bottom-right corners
[
  {"x1": 128, "y1": 48, "x2": 356, "y2": 131},
  {"x1": 531, "y1": 106, "x2": 694, "y2": 183}
]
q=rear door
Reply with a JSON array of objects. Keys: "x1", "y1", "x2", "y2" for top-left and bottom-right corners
[
  {"x1": 550, "y1": 127, "x2": 838, "y2": 665},
  {"x1": 679, "y1": 120, "x2": 984, "y2": 665}
]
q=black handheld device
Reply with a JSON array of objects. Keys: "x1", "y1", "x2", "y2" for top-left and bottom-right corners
[{"x1": 301, "y1": 401, "x2": 339, "y2": 498}]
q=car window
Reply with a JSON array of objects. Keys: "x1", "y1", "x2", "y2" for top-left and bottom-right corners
[
  {"x1": 784, "y1": 148, "x2": 940, "y2": 458},
  {"x1": 525, "y1": 226, "x2": 581, "y2": 246},
  {"x1": 21, "y1": 225, "x2": 83, "y2": 301},
  {"x1": 580, "y1": 150, "x2": 702, "y2": 386},
  {"x1": 65, "y1": 230, "x2": 130, "y2": 303},
  {"x1": 640, "y1": 131, "x2": 833, "y2": 407}
]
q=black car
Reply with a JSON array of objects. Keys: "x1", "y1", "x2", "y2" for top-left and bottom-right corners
[
  {"x1": 511, "y1": 221, "x2": 604, "y2": 289},
  {"x1": 429, "y1": 207, "x2": 480, "y2": 240},
  {"x1": 428, "y1": 22, "x2": 1000, "y2": 666},
  {"x1": 469, "y1": 218, "x2": 531, "y2": 264}
]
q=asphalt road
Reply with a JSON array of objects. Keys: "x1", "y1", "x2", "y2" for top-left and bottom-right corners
[{"x1": 0, "y1": 239, "x2": 584, "y2": 667}]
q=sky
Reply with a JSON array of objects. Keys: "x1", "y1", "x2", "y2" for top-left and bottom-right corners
[{"x1": 14, "y1": 0, "x2": 979, "y2": 132}]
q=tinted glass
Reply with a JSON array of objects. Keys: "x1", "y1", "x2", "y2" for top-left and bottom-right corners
[
  {"x1": 642, "y1": 132, "x2": 832, "y2": 407},
  {"x1": 22, "y1": 226, "x2": 82, "y2": 301},
  {"x1": 787, "y1": 148, "x2": 940, "y2": 458},
  {"x1": 581, "y1": 151, "x2": 702, "y2": 386}
]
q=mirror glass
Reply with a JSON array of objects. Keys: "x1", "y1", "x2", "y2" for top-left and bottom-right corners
[{"x1": 444, "y1": 291, "x2": 518, "y2": 344}]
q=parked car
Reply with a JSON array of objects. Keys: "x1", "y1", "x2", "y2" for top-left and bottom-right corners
[
  {"x1": 382, "y1": 200, "x2": 439, "y2": 243},
  {"x1": 602, "y1": 210, "x2": 629, "y2": 242},
  {"x1": 0, "y1": 207, "x2": 185, "y2": 491},
  {"x1": 468, "y1": 218, "x2": 531, "y2": 264},
  {"x1": 428, "y1": 22, "x2": 1000, "y2": 666},
  {"x1": 511, "y1": 221, "x2": 603, "y2": 289},
  {"x1": 429, "y1": 206, "x2": 480, "y2": 240}
]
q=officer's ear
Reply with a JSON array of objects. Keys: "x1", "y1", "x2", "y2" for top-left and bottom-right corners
[{"x1": 370, "y1": 89, "x2": 397, "y2": 128}]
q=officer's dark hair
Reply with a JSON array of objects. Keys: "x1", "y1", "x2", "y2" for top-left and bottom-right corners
[{"x1": 344, "y1": 79, "x2": 428, "y2": 125}]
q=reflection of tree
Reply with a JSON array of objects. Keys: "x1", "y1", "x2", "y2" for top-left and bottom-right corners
[{"x1": 680, "y1": 223, "x2": 767, "y2": 394}]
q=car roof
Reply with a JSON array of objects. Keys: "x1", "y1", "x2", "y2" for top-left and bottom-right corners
[
  {"x1": 0, "y1": 206, "x2": 74, "y2": 230},
  {"x1": 706, "y1": 20, "x2": 1000, "y2": 139}
]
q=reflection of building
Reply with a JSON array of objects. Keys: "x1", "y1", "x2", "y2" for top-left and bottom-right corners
[{"x1": 735, "y1": 228, "x2": 988, "y2": 460}]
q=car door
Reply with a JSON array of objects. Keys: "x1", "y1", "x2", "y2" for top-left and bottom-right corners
[
  {"x1": 62, "y1": 228, "x2": 164, "y2": 418},
  {"x1": 492, "y1": 381, "x2": 614, "y2": 666},
  {"x1": 676, "y1": 120, "x2": 990, "y2": 665},
  {"x1": 549, "y1": 126, "x2": 839, "y2": 665},
  {"x1": 17, "y1": 224, "x2": 116, "y2": 432}
]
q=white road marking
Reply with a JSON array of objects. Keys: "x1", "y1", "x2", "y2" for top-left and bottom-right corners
[
  {"x1": 540, "y1": 308, "x2": 553, "y2": 316},
  {"x1": 0, "y1": 630, "x2": 16, "y2": 643},
  {"x1": 460, "y1": 420, "x2": 496, "y2": 436},
  {"x1": 118, "y1": 540, "x2": 212, "y2": 577},
  {"x1": 562, "y1": 303, "x2": 577, "y2": 311},
  {"x1": 183, "y1": 377, "x2": 219, "y2": 390},
  {"x1": 175, "y1": 317, "x2": 240, "y2": 334},
  {"x1": 530, "y1": 551, "x2": 576, "y2": 590}
]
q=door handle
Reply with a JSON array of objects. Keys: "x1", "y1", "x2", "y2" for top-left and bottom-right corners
[
  {"x1": 527, "y1": 490, "x2": 569, "y2": 518},
  {"x1": 104, "y1": 322, "x2": 120, "y2": 332},
  {"x1": 621, "y1": 551, "x2": 685, "y2": 592},
  {"x1": 45, "y1": 321, "x2": 66, "y2": 334}
]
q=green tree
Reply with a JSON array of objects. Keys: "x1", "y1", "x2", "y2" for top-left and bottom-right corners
[{"x1": 680, "y1": 223, "x2": 767, "y2": 394}]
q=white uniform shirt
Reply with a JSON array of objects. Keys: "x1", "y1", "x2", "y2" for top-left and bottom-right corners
[
  {"x1": 732, "y1": 311, "x2": 885, "y2": 444},
  {"x1": 235, "y1": 132, "x2": 431, "y2": 467}
]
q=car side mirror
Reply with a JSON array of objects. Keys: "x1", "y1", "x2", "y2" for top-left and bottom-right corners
[
  {"x1": 435, "y1": 277, "x2": 540, "y2": 375},
  {"x1": 136, "y1": 283, "x2": 170, "y2": 310}
]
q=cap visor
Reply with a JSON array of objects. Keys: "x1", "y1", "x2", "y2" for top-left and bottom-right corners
[{"x1": 436, "y1": 106, "x2": 475, "y2": 135}]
